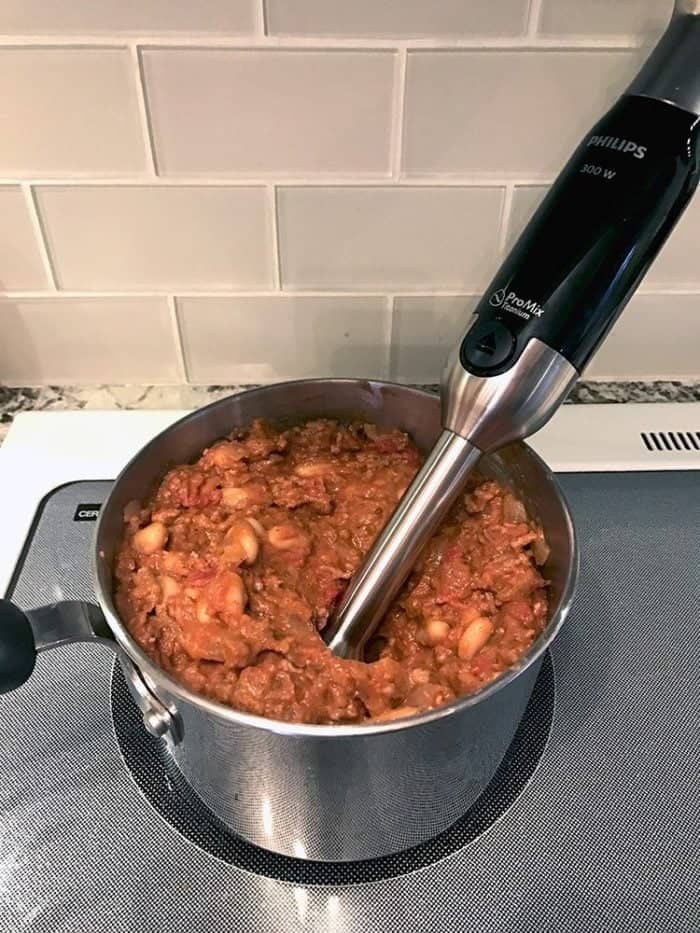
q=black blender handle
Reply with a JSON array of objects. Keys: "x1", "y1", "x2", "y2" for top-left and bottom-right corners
[
  {"x1": 459, "y1": 93, "x2": 700, "y2": 381},
  {"x1": 0, "y1": 599, "x2": 37, "y2": 693},
  {"x1": 444, "y1": 8, "x2": 700, "y2": 450}
]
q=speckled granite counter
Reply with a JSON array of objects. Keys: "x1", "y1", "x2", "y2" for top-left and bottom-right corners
[{"x1": 1, "y1": 381, "x2": 699, "y2": 445}]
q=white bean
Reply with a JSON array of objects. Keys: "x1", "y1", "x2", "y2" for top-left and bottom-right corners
[
  {"x1": 221, "y1": 486, "x2": 249, "y2": 509},
  {"x1": 294, "y1": 460, "x2": 333, "y2": 478},
  {"x1": 417, "y1": 617, "x2": 450, "y2": 646},
  {"x1": 373, "y1": 706, "x2": 419, "y2": 723},
  {"x1": 196, "y1": 573, "x2": 246, "y2": 622},
  {"x1": 246, "y1": 517, "x2": 265, "y2": 537},
  {"x1": 160, "y1": 575, "x2": 180, "y2": 599},
  {"x1": 208, "y1": 443, "x2": 245, "y2": 469},
  {"x1": 224, "y1": 520, "x2": 259, "y2": 565},
  {"x1": 133, "y1": 521, "x2": 168, "y2": 555},
  {"x1": 221, "y1": 572, "x2": 246, "y2": 616},
  {"x1": 267, "y1": 524, "x2": 309, "y2": 551},
  {"x1": 458, "y1": 617, "x2": 494, "y2": 661}
]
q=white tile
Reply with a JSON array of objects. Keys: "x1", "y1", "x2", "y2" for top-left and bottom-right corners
[
  {"x1": 507, "y1": 186, "x2": 547, "y2": 250},
  {"x1": 585, "y1": 293, "x2": 700, "y2": 380},
  {"x1": 391, "y1": 296, "x2": 478, "y2": 383},
  {"x1": 403, "y1": 51, "x2": 642, "y2": 178},
  {"x1": 0, "y1": 0, "x2": 256, "y2": 34},
  {"x1": 266, "y1": 0, "x2": 529, "y2": 37},
  {"x1": 0, "y1": 49, "x2": 146, "y2": 176},
  {"x1": 143, "y1": 50, "x2": 394, "y2": 176},
  {"x1": 36, "y1": 186, "x2": 273, "y2": 290},
  {"x1": 178, "y1": 296, "x2": 389, "y2": 383},
  {"x1": 277, "y1": 187, "x2": 503, "y2": 290},
  {"x1": 0, "y1": 188, "x2": 48, "y2": 289},
  {"x1": 0, "y1": 298, "x2": 179, "y2": 385},
  {"x1": 539, "y1": 0, "x2": 673, "y2": 38},
  {"x1": 642, "y1": 197, "x2": 700, "y2": 289}
]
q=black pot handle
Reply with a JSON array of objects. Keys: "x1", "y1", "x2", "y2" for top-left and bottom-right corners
[
  {"x1": 0, "y1": 597, "x2": 181, "y2": 742},
  {"x1": 0, "y1": 598, "x2": 112, "y2": 695},
  {"x1": 0, "y1": 600, "x2": 36, "y2": 693}
]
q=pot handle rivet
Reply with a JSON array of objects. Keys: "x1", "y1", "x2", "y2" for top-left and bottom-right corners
[
  {"x1": 143, "y1": 705, "x2": 175, "y2": 739},
  {"x1": 120, "y1": 655, "x2": 183, "y2": 746}
]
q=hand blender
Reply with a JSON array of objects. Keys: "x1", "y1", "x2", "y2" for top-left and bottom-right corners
[{"x1": 325, "y1": 0, "x2": 700, "y2": 658}]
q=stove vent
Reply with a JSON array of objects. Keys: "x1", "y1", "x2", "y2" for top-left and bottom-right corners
[{"x1": 641, "y1": 431, "x2": 700, "y2": 452}]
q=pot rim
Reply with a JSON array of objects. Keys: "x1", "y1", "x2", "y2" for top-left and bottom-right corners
[{"x1": 93, "y1": 378, "x2": 579, "y2": 739}]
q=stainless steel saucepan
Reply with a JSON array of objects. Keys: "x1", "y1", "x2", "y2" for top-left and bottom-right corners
[{"x1": 0, "y1": 379, "x2": 577, "y2": 861}]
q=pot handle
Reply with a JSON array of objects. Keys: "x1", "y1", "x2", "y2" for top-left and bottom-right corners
[
  {"x1": 0, "y1": 598, "x2": 181, "y2": 743},
  {"x1": 0, "y1": 600, "x2": 39, "y2": 693},
  {"x1": 0, "y1": 598, "x2": 113, "y2": 693}
]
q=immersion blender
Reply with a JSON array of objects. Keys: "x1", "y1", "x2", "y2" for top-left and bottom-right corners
[{"x1": 325, "y1": 0, "x2": 700, "y2": 658}]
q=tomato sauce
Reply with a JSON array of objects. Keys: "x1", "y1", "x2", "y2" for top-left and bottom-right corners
[{"x1": 114, "y1": 419, "x2": 548, "y2": 724}]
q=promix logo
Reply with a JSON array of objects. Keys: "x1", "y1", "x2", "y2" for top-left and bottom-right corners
[
  {"x1": 587, "y1": 135, "x2": 647, "y2": 159},
  {"x1": 489, "y1": 287, "x2": 544, "y2": 320}
]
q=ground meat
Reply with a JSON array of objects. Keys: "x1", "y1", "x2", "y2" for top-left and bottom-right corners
[{"x1": 114, "y1": 418, "x2": 548, "y2": 724}]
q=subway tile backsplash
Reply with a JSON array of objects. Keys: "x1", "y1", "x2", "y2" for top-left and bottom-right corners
[
  {"x1": 538, "y1": 0, "x2": 674, "y2": 38},
  {"x1": 403, "y1": 50, "x2": 642, "y2": 178},
  {"x1": 390, "y1": 296, "x2": 478, "y2": 384},
  {"x1": 277, "y1": 186, "x2": 503, "y2": 290},
  {"x1": 0, "y1": 298, "x2": 179, "y2": 384},
  {"x1": 178, "y1": 295, "x2": 389, "y2": 383},
  {"x1": 143, "y1": 49, "x2": 396, "y2": 176},
  {"x1": 0, "y1": 48, "x2": 147, "y2": 176},
  {"x1": 0, "y1": 188, "x2": 49, "y2": 290},
  {"x1": 507, "y1": 186, "x2": 548, "y2": 249},
  {"x1": 0, "y1": 1, "x2": 258, "y2": 36},
  {"x1": 1, "y1": 0, "x2": 697, "y2": 387},
  {"x1": 36, "y1": 186, "x2": 274, "y2": 290},
  {"x1": 264, "y1": 0, "x2": 530, "y2": 39}
]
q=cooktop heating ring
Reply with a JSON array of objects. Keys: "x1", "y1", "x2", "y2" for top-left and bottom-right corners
[{"x1": 111, "y1": 651, "x2": 555, "y2": 884}]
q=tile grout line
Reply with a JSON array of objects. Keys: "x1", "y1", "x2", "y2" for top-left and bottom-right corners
[
  {"x1": 256, "y1": 0, "x2": 267, "y2": 37},
  {"x1": 0, "y1": 176, "x2": 557, "y2": 188},
  {"x1": 130, "y1": 43, "x2": 159, "y2": 175},
  {"x1": 0, "y1": 35, "x2": 644, "y2": 50},
  {"x1": 270, "y1": 186, "x2": 282, "y2": 289},
  {"x1": 527, "y1": 0, "x2": 546, "y2": 37},
  {"x1": 496, "y1": 183, "x2": 516, "y2": 257},
  {"x1": 385, "y1": 294, "x2": 396, "y2": 379},
  {"x1": 167, "y1": 295, "x2": 189, "y2": 381},
  {"x1": 0, "y1": 289, "x2": 397, "y2": 299},
  {"x1": 0, "y1": 287, "x2": 695, "y2": 299},
  {"x1": 390, "y1": 48, "x2": 408, "y2": 180},
  {"x1": 21, "y1": 184, "x2": 59, "y2": 290}
]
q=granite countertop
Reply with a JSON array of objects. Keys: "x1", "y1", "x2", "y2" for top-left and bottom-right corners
[{"x1": 1, "y1": 381, "x2": 699, "y2": 446}]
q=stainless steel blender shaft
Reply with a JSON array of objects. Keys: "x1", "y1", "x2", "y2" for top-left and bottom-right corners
[{"x1": 324, "y1": 431, "x2": 481, "y2": 659}]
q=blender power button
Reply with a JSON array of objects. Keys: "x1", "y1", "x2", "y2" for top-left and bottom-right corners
[{"x1": 460, "y1": 319, "x2": 516, "y2": 371}]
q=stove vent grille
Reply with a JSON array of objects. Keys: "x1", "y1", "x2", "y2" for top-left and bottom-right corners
[{"x1": 641, "y1": 431, "x2": 700, "y2": 452}]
